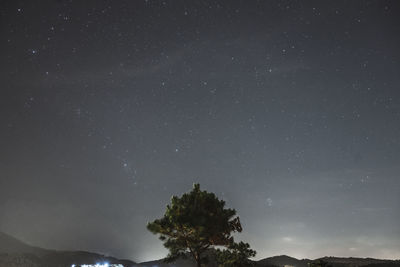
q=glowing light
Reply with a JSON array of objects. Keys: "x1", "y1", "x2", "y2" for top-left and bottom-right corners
[{"x1": 73, "y1": 264, "x2": 120, "y2": 267}]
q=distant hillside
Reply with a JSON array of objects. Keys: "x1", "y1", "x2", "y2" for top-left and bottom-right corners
[
  {"x1": 138, "y1": 249, "x2": 218, "y2": 267},
  {"x1": 317, "y1": 257, "x2": 400, "y2": 267},
  {"x1": 138, "y1": 253, "x2": 400, "y2": 267},
  {"x1": 257, "y1": 255, "x2": 311, "y2": 267},
  {"x1": 0, "y1": 232, "x2": 48, "y2": 256},
  {"x1": 257, "y1": 256, "x2": 400, "y2": 267},
  {"x1": 1, "y1": 232, "x2": 399, "y2": 267},
  {"x1": 0, "y1": 232, "x2": 136, "y2": 267}
]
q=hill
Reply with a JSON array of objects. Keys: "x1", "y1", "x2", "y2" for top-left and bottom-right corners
[
  {"x1": 1, "y1": 232, "x2": 399, "y2": 267},
  {"x1": 0, "y1": 232, "x2": 136, "y2": 267},
  {"x1": 257, "y1": 254, "x2": 311, "y2": 267},
  {"x1": 257, "y1": 255, "x2": 400, "y2": 267},
  {"x1": 317, "y1": 257, "x2": 400, "y2": 267},
  {"x1": 0, "y1": 232, "x2": 49, "y2": 256}
]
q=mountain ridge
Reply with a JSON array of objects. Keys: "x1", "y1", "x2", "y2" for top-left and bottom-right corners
[
  {"x1": 0, "y1": 231, "x2": 136, "y2": 267},
  {"x1": 1, "y1": 232, "x2": 399, "y2": 267},
  {"x1": 0, "y1": 231, "x2": 50, "y2": 256}
]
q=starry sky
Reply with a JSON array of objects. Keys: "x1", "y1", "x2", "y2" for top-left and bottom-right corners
[{"x1": 1, "y1": 0, "x2": 400, "y2": 262}]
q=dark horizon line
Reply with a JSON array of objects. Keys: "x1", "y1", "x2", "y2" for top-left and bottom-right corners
[{"x1": 2, "y1": 231, "x2": 399, "y2": 263}]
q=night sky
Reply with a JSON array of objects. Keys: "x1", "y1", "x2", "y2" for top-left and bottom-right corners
[{"x1": 1, "y1": 0, "x2": 400, "y2": 262}]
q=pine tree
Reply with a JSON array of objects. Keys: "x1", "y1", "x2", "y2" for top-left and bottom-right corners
[{"x1": 147, "y1": 184, "x2": 245, "y2": 267}]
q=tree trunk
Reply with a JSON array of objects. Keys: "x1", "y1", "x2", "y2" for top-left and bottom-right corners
[{"x1": 195, "y1": 252, "x2": 202, "y2": 267}]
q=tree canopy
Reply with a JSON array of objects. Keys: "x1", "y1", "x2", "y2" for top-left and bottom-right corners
[
  {"x1": 215, "y1": 241, "x2": 256, "y2": 267},
  {"x1": 147, "y1": 184, "x2": 254, "y2": 267}
]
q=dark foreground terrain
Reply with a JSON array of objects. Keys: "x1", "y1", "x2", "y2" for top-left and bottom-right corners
[{"x1": 1, "y1": 232, "x2": 399, "y2": 267}]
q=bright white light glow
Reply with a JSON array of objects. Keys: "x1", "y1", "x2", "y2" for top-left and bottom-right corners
[{"x1": 73, "y1": 264, "x2": 121, "y2": 267}]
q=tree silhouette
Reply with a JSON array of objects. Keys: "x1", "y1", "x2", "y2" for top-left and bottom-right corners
[
  {"x1": 147, "y1": 184, "x2": 251, "y2": 267},
  {"x1": 215, "y1": 241, "x2": 256, "y2": 267}
]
